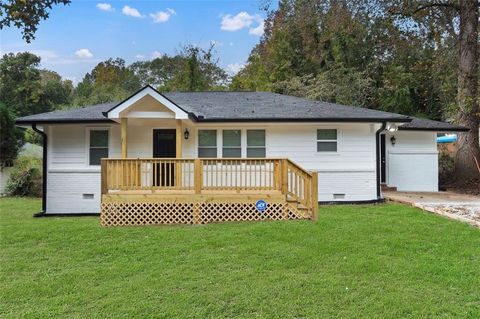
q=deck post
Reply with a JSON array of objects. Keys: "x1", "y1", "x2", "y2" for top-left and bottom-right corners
[
  {"x1": 311, "y1": 171, "x2": 318, "y2": 221},
  {"x1": 273, "y1": 160, "x2": 281, "y2": 190},
  {"x1": 175, "y1": 120, "x2": 182, "y2": 158},
  {"x1": 101, "y1": 159, "x2": 107, "y2": 195},
  {"x1": 281, "y1": 159, "x2": 288, "y2": 194},
  {"x1": 175, "y1": 120, "x2": 182, "y2": 187},
  {"x1": 194, "y1": 159, "x2": 202, "y2": 194},
  {"x1": 121, "y1": 118, "x2": 128, "y2": 158}
]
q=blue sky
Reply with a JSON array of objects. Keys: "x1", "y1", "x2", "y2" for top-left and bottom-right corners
[{"x1": 0, "y1": 0, "x2": 275, "y2": 84}]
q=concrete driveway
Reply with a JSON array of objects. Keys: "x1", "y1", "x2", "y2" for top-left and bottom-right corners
[{"x1": 384, "y1": 191, "x2": 480, "y2": 227}]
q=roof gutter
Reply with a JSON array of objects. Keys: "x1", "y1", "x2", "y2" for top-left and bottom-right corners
[
  {"x1": 16, "y1": 119, "x2": 114, "y2": 125},
  {"x1": 31, "y1": 124, "x2": 47, "y2": 216},
  {"x1": 375, "y1": 122, "x2": 387, "y2": 199},
  {"x1": 398, "y1": 127, "x2": 470, "y2": 132},
  {"x1": 193, "y1": 117, "x2": 412, "y2": 123}
]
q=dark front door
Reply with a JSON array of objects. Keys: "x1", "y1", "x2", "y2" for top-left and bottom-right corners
[
  {"x1": 380, "y1": 134, "x2": 386, "y2": 184},
  {"x1": 153, "y1": 129, "x2": 176, "y2": 186}
]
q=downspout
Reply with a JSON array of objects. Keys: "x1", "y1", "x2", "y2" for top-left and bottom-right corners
[
  {"x1": 32, "y1": 124, "x2": 47, "y2": 214},
  {"x1": 375, "y1": 122, "x2": 387, "y2": 199}
]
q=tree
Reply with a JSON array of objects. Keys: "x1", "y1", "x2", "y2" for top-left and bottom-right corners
[
  {"x1": 129, "y1": 45, "x2": 228, "y2": 92},
  {"x1": 130, "y1": 55, "x2": 185, "y2": 88},
  {"x1": 170, "y1": 45, "x2": 227, "y2": 91},
  {"x1": 455, "y1": 0, "x2": 479, "y2": 178},
  {"x1": 384, "y1": 0, "x2": 479, "y2": 178},
  {"x1": 0, "y1": 52, "x2": 44, "y2": 116},
  {"x1": 0, "y1": 103, "x2": 23, "y2": 168},
  {"x1": 74, "y1": 58, "x2": 141, "y2": 106},
  {"x1": 0, "y1": 52, "x2": 73, "y2": 115},
  {"x1": 0, "y1": 0, "x2": 70, "y2": 43},
  {"x1": 40, "y1": 69, "x2": 73, "y2": 108}
]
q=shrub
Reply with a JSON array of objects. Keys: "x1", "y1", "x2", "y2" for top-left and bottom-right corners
[
  {"x1": 5, "y1": 155, "x2": 42, "y2": 197},
  {"x1": 439, "y1": 153, "x2": 455, "y2": 185}
]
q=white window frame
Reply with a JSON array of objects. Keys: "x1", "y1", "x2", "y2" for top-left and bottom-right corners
[
  {"x1": 86, "y1": 127, "x2": 110, "y2": 166},
  {"x1": 222, "y1": 129, "x2": 242, "y2": 158},
  {"x1": 197, "y1": 129, "x2": 218, "y2": 158},
  {"x1": 316, "y1": 128, "x2": 338, "y2": 153},
  {"x1": 246, "y1": 129, "x2": 266, "y2": 158}
]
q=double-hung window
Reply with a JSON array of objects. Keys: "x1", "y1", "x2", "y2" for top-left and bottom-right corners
[
  {"x1": 198, "y1": 130, "x2": 217, "y2": 158},
  {"x1": 247, "y1": 130, "x2": 266, "y2": 158},
  {"x1": 317, "y1": 129, "x2": 337, "y2": 152},
  {"x1": 222, "y1": 130, "x2": 241, "y2": 158},
  {"x1": 89, "y1": 129, "x2": 109, "y2": 165}
]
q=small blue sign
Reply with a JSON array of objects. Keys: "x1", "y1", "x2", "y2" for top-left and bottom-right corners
[{"x1": 255, "y1": 200, "x2": 267, "y2": 212}]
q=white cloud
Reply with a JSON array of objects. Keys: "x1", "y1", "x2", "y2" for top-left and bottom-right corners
[
  {"x1": 221, "y1": 12, "x2": 264, "y2": 36},
  {"x1": 221, "y1": 12, "x2": 255, "y2": 31},
  {"x1": 135, "y1": 54, "x2": 145, "y2": 60},
  {"x1": 249, "y1": 20, "x2": 264, "y2": 36},
  {"x1": 74, "y1": 48, "x2": 93, "y2": 59},
  {"x1": 150, "y1": 8, "x2": 176, "y2": 23},
  {"x1": 122, "y1": 5, "x2": 143, "y2": 18},
  {"x1": 96, "y1": 3, "x2": 113, "y2": 12},
  {"x1": 227, "y1": 62, "x2": 245, "y2": 75},
  {"x1": 151, "y1": 51, "x2": 162, "y2": 59}
]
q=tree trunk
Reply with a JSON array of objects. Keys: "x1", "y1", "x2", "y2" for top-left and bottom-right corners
[{"x1": 455, "y1": 0, "x2": 480, "y2": 179}]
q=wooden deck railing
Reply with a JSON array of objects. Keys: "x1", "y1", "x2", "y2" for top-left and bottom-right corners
[{"x1": 101, "y1": 158, "x2": 318, "y2": 217}]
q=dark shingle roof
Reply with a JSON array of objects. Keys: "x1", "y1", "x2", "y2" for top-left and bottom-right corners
[
  {"x1": 14, "y1": 89, "x2": 467, "y2": 131},
  {"x1": 162, "y1": 92, "x2": 410, "y2": 122},
  {"x1": 399, "y1": 117, "x2": 469, "y2": 132},
  {"x1": 16, "y1": 102, "x2": 116, "y2": 123},
  {"x1": 16, "y1": 91, "x2": 411, "y2": 124}
]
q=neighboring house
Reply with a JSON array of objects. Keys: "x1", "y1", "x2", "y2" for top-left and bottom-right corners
[
  {"x1": 0, "y1": 143, "x2": 42, "y2": 195},
  {"x1": 15, "y1": 85, "x2": 467, "y2": 216}
]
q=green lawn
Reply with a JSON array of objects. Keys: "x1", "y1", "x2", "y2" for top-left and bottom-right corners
[{"x1": 1, "y1": 198, "x2": 479, "y2": 318}]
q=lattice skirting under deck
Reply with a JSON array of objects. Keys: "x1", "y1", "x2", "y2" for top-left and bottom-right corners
[{"x1": 101, "y1": 201, "x2": 311, "y2": 226}]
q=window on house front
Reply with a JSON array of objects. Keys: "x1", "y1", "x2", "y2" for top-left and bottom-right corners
[
  {"x1": 247, "y1": 130, "x2": 266, "y2": 158},
  {"x1": 317, "y1": 129, "x2": 337, "y2": 152},
  {"x1": 222, "y1": 130, "x2": 241, "y2": 158},
  {"x1": 198, "y1": 130, "x2": 217, "y2": 158},
  {"x1": 89, "y1": 130, "x2": 109, "y2": 165}
]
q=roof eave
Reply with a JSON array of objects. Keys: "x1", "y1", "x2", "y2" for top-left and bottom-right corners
[
  {"x1": 15, "y1": 119, "x2": 115, "y2": 125},
  {"x1": 399, "y1": 127, "x2": 470, "y2": 132},
  {"x1": 194, "y1": 117, "x2": 412, "y2": 123}
]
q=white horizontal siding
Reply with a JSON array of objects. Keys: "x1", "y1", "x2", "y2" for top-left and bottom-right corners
[
  {"x1": 384, "y1": 131, "x2": 438, "y2": 192},
  {"x1": 318, "y1": 171, "x2": 376, "y2": 201},
  {"x1": 47, "y1": 172, "x2": 101, "y2": 214}
]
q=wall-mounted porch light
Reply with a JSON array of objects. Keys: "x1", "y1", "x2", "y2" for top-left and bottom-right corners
[
  {"x1": 390, "y1": 135, "x2": 396, "y2": 146},
  {"x1": 184, "y1": 129, "x2": 190, "y2": 140},
  {"x1": 387, "y1": 124, "x2": 398, "y2": 132}
]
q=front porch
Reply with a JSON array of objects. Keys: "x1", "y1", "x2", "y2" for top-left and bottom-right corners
[{"x1": 100, "y1": 158, "x2": 318, "y2": 225}]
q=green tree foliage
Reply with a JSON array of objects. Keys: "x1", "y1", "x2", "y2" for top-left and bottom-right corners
[
  {"x1": 0, "y1": 103, "x2": 24, "y2": 168},
  {"x1": 130, "y1": 45, "x2": 228, "y2": 92},
  {"x1": 0, "y1": 0, "x2": 71, "y2": 43},
  {"x1": 74, "y1": 58, "x2": 141, "y2": 106},
  {"x1": 0, "y1": 52, "x2": 72, "y2": 116},
  {"x1": 233, "y1": 0, "x2": 460, "y2": 120}
]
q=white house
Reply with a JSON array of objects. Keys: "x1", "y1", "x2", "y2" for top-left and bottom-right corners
[{"x1": 16, "y1": 85, "x2": 467, "y2": 218}]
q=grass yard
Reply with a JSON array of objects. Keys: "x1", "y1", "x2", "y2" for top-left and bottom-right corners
[{"x1": 1, "y1": 198, "x2": 479, "y2": 318}]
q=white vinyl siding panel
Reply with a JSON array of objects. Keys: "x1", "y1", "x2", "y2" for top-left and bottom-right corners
[{"x1": 384, "y1": 131, "x2": 438, "y2": 192}]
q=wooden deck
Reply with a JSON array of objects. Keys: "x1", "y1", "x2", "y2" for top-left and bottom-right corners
[{"x1": 100, "y1": 158, "x2": 318, "y2": 226}]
